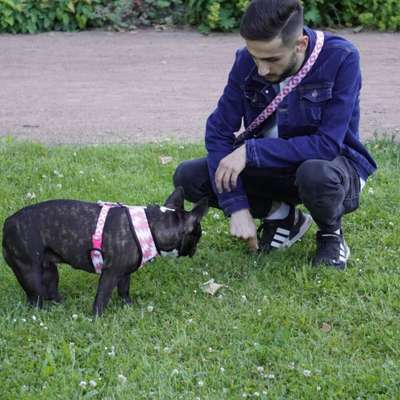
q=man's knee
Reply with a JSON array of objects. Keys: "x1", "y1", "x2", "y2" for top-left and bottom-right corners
[
  {"x1": 296, "y1": 159, "x2": 340, "y2": 192},
  {"x1": 173, "y1": 158, "x2": 211, "y2": 203}
]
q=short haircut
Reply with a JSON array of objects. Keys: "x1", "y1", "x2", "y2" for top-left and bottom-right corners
[{"x1": 240, "y1": 0, "x2": 304, "y2": 47}]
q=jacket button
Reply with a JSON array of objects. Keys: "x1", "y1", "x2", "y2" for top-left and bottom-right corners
[{"x1": 312, "y1": 89, "x2": 318, "y2": 98}]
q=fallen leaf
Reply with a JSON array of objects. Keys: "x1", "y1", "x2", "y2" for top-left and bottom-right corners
[
  {"x1": 159, "y1": 156, "x2": 173, "y2": 165},
  {"x1": 200, "y1": 279, "x2": 227, "y2": 296},
  {"x1": 320, "y1": 322, "x2": 332, "y2": 333}
]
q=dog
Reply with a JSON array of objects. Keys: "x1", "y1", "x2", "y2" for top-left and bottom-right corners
[{"x1": 2, "y1": 187, "x2": 208, "y2": 316}]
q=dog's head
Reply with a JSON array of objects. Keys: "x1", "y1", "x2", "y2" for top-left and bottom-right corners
[{"x1": 147, "y1": 187, "x2": 208, "y2": 258}]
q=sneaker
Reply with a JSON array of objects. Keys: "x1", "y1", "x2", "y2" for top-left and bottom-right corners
[
  {"x1": 257, "y1": 206, "x2": 313, "y2": 253},
  {"x1": 312, "y1": 231, "x2": 350, "y2": 270}
]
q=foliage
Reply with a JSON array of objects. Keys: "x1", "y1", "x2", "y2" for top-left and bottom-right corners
[
  {"x1": 0, "y1": 0, "x2": 185, "y2": 33},
  {"x1": 1, "y1": 0, "x2": 399, "y2": 33},
  {"x1": 0, "y1": 0, "x2": 103, "y2": 33},
  {"x1": 0, "y1": 137, "x2": 399, "y2": 398},
  {"x1": 302, "y1": 0, "x2": 400, "y2": 31}
]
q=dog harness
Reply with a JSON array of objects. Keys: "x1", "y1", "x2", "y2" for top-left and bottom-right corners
[{"x1": 90, "y1": 202, "x2": 159, "y2": 274}]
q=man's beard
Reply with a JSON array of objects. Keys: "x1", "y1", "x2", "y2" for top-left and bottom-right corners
[{"x1": 265, "y1": 51, "x2": 299, "y2": 83}]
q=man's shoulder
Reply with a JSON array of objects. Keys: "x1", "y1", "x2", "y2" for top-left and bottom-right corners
[{"x1": 322, "y1": 30, "x2": 359, "y2": 56}]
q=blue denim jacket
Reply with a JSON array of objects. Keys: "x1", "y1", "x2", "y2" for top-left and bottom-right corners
[{"x1": 205, "y1": 27, "x2": 377, "y2": 216}]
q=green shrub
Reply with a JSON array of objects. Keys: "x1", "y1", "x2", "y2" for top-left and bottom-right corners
[
  {"x1": 0, "y1": 0, "x2": 399, "y2": 33},
  {"x1": 0, "y1": 0, "x2": 103, "y2": 33},
  {"x1": 185, "y1": 0, "x2": 400, "y2": 32}
]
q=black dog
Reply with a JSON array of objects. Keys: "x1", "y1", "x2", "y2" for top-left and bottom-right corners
[{"x1": 2, "y1": 187, "x2": 208, "y2": 316}]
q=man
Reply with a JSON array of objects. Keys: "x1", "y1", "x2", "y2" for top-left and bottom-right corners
[{"x1": 173, "y1": 0, "x2": 376, "y2": 269}]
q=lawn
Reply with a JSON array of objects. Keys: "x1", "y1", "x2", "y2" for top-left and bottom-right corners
[{"x1": 0, "y1": 136, "x2": 399, "y2": 399}]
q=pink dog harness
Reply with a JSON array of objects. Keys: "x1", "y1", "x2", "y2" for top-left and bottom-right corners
[{"x1": 90, "y1": 202, "x2": 158, "y2": 274}]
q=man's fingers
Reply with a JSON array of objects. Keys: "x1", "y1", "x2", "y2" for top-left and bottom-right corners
[
  {"x1": 222, "y1": 169, "x2": 232, "y2": 192},
  {"x1": 230, "y1": 170, "x2": 239, "y2": 191},
  {"x1": 215, "y1": 166, "x2": 224, "y2": 193},
  {"x1": 248, "y1": 237, "x2": 259, "y2": 252}
]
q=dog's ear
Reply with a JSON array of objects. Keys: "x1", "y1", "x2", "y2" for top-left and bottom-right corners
[
  {"x1": 164, "y1": 186, "x2": 185, "y2": 209},
  {"x1": 185, "y1": 197, "x2": 208, "y2": 230}
]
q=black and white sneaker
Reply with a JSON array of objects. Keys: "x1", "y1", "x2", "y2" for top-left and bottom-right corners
[
  {"x1": 257, "y1": 206, "x2": 313, "y2": 253},
  {"x1": 312, "y1": 231, "x2": 350, "y2": 270}
]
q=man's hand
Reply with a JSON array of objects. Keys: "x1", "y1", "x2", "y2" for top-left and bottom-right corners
[
  {"x1": 215, "y1": 145, "x2": 246, "y2": 193},
  {"x1": 230, "y1": 209, "x2": 259, "y2": 252}
]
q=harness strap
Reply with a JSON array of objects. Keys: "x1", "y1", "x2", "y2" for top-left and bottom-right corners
[
  {"x1": 128, "y1": 207, "x2": 158, "y2": 267},
  {"x1": 90, "y1": 203, "x2": 113, "y2": 274},
  {"x1": 90, "y1": 202, "x2": 158, "y2": 274}
]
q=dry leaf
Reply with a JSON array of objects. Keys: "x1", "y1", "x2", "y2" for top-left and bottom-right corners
[
  {"x1": 320, "y1": 322, "x2": 332, "y2": 333},
  {"x1": 200, "y1": 279, "x2": 227, "y2": 296},
  {"x1": 159, "y1": 156, "x2": 173, "y2": 165}
]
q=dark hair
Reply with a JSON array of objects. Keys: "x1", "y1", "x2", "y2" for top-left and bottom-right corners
[{"x1": 240, "y1": 0, "x2": 303, "y2": 47}]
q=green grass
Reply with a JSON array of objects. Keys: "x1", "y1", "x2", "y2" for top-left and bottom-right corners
[{"x1": 0, "y1": 136, "x2": 399, "y2": 399}]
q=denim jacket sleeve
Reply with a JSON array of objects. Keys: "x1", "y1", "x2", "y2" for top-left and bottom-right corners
[
  {"x1": 205, "y1": 50, "x2": 250, "y2": 216},
  {"x1": 245, "y1": 48, "x2": 361, "y2": 169}
]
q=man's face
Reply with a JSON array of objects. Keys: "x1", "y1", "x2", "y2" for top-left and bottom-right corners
[{"x1": 246, "y1": 35, "x2": 308, "y2": 83}]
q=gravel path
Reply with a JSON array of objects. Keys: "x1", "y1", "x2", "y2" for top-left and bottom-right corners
[{"x1": 1, "y1": 28, "x2": 399, "y2": 145}]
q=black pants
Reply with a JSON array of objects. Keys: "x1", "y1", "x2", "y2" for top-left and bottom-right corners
[{"x1": 173, "y1": 156, "x2": 361, "y2": 233}]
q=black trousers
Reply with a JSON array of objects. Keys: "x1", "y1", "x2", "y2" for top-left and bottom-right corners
[{"x1": 173, "y1": 156, "x2": 361, "y2": 233}]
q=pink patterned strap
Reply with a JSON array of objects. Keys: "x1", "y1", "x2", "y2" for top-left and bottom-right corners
[
  {"x1": 128, "y1": 206, "x2": 158, "y2": 267},
  {"x1": 234, "y1": 30, "x2": 325, "y2": 144},
  {"x1": 91, "y1": 203, "x2": 113, "y2": 274}
]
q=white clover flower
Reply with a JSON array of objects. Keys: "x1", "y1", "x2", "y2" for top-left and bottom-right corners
[
  {"x1": 171, "y1": 369, "x2": 179, "y2": 376},
  {"x1": 267, "y1": 373, "x2": 275, "y2": 379},
  {"x1": 241, "y1": 295, "x2": 247, "y2": 303},
  {"x1": 72, "y1": 314, "x2": 78, "y2": 320},
  {"x1": 254, "y1": 392, "x2": 260, "y2": 397},
  {"x1": 79, "y1": 381, "x2": 87, "y2": 388},
  {"x1": 202, "y1": 271, "x2": 209, "y2": 276},
  {"x1": 89, "y1": 380, "x2": 97, "y2": 387},
  {"x1": 220, "y1": 367, "x2": 225, "y2": 373},
  {"x1": 303, "y1": 369, "x2": 312, "y2": 377},
  {"x1": 118, "y1": 374, "x2": 127, "y2": 383},
  {"x1": 147, "y1": 305, "x2": 154, "y2": 313},
  {"x1": 163, "y1": 347, "x2": 171, "y2": 353},
  {"x1": 56, "y1": 183, "x2": 62, "y2": 189},
  {"x1": 208, "y1": 347, "x2": 213, "y2": 352},
  {"x1": 108, "y1": 346, "x2": 116, "y2": 357},
  {"x1": 257, "y1": 309, "x2": 262, "y2": 316},
  {"x1": 187, "y1": 319, "x2": 193, "y2": 324},
  {"x1": 197, "y1": 380, "x2": 204, "y2": 387},
  {"x1": 256, "y1": 366, "x2": 264, "y2": 373},
  {"x1": 31, "y1": 315, "x2": 37, "y2": 321},
  {"x1": 26, "y1": 192, "x2": 36, "y2": 199},
  {"x1": 79, "y1": 170, "x2": 84, "y2": 174},
  {"x1": 288, "y1": 362, "x2": 295, "y2": 370},
  {"x1": 39, "y1": 322, "x2": 44, "y2": 327}
]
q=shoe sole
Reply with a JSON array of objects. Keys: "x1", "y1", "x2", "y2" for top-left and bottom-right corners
[{"x1": 282, "y1": 213, "x2": 313, "y2": 248}]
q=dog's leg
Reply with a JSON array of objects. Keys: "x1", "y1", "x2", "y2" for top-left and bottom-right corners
[
  {"x1": 117, "y1": 273, "x2": 133, "y2": 305},
  {"x1": 92, "y1": 270, "x2": 120, "y2": 317},
  {"x1": 7, "y1": 257, "x2": 46, "y2": 308},
  {"x1": 42, "y1": 261, "x2": 63, "y2": 303}
]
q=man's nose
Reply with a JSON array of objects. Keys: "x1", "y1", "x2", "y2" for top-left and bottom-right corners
[{"x1": 257, "y1": 62, "x2": 270, "y2": 77}]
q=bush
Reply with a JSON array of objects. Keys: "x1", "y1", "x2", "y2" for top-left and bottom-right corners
[
  {"x1": 0, "y1": 0, "x2": 185, "y2": 33},
  {"x1": 185, "y1": 0, "x2": 400, "y2": 32},
  {"x1": 0, "y1": 0, "x2": 399, "y2": 33},
  {"x1": 0, "y1": 0, "x2": 104, "y2": 33}
]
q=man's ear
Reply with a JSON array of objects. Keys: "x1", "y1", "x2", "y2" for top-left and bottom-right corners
[
  {"x1": 295, "y1": 34, "x2": 308, "y2": 54},
  {"x1": 164, "y1": 186, "x2": 185, "y2": 209},
  {"x1": 185, "y1": 197, "x2": 209, "y2": 230}
]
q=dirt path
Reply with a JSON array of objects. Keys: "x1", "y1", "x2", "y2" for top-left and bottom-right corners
[{"x1": 0, "y1": 28, "x2": 399, "y2": 145}]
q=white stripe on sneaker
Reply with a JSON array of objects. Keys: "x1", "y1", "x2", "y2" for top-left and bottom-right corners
[
  {"x1": 271, "y1": 240, "x2": 283, "y2": 248},
  {"x1": 273, "y1": 233, "x2": 288, "y2": 243},
  {"x1": 276, "y1": 227, "x2": 290, "y2": 236}
]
